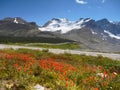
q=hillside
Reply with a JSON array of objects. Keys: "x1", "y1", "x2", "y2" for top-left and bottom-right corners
[{"x1": 0, "y1": 17, "x2": 120, "y2": 52}]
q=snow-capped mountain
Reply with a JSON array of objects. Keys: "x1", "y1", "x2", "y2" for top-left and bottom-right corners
[
  {"x1": 38, "y1": 17, "x2": 120, "y2": 52},
  {"x1": 0, "y1": 17, "x2": 39, "y2": 31},
  {"x1": 39, "y1": 18, "x2": 92, "y2": 33},
  {"x1": 96, "y1": 18, "x2": 120, "y2": 36},
  {"x1": 0, "y1": 17, "x2": 120, "y2": 52},
  {"x1": 104, "y1": 30, "x2": 120, "y2": 39},
  {"x1": 3, "y1": 17, "x2": 27, "y2": 24},
  {"x1": 38, "y1": 18, "x2": 120, "y2": 40}
]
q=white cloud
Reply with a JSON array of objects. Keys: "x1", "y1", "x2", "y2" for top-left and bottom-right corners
[
  {"x1": 102, "y1": 0, "x2": 106, "y2": 3},
  {"x1": 76, "y1": 0, "x2": 88, "y2": 4}
]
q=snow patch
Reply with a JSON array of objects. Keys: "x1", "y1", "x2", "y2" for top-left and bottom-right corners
[
  {"x1": 14, "y1": 18, "x2": 19, "y2": 24},
  {"x1": 104, "y1": 30, "x2": 120, "y2": 39},
  {"x1": 91, "y1": 30, "x2": 97, "y2": 35},
  {"x1": 84, "y1": 18, "x2": 92, "y2": 22},
  {"x1": 109, "y1": 20, "x2": 114, "y2": 23},
  {"x1": 76, "y1": 18, "x2": 92, "y2": 25},
  {"x1": 59, "y1": 18, "x2": 69, "y2": 23},
  {"x1": 101, "y1": 33, "x2": 107, "y2": 40},
  {"x1": 109, "y1": 20, "x2": 119, "y2": 24},
  {"x1": 39, "y1": 25, "x2": 85, "y2": 34},
  {"x1": 39, "y1": 18, "x2": 87, "y2": 33}
]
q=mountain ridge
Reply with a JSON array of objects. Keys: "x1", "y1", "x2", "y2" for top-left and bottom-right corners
[{"x1": 0, "y1": 17, "x2": 120, "y2": 52}]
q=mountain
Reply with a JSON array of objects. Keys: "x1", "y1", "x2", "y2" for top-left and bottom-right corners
[
  {"x1": 0, "y1": 17, "x2": 120, "y2": 52},
  {"x1": 0, "y1": 17, "x2": 56, "y2": 37},
  {"x1": 39, "y1": 18, "x2": 120, "y2": 52},
  {"x1": 40, "y1": 18, "x2": 120, "y2": 40},
  {"x1": 0, "y1": 17, "x2": 35, "y2": 37},
  {"x1": 39, "y1": 18, "x2": 92, "y2": 33},
  {"x1": 0, "y1": 17, "x2": 75, "y2": 43},
  {"x1": 0, "y1": 17, "x2": 38, "y2": 30},
  {"x1": 96, "y1": 18, "x2": 120, "y2": 36}
]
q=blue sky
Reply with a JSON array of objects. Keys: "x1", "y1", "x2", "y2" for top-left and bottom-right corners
[{"x1": 0, "y1": 0, "x2": 120, "y2": 25}]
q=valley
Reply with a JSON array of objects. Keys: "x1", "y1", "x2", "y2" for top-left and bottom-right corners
[
  {"x1": 0, "y1": 44, "x2": 120, "y2": 60},
  {"x1": 0, "y1": 17, "x2": 120, "y2": 90},
  {"x1": 1, "y1": 0, "x2": 120, "y2": 89},
  {"x1": 0, "y1": 17, "x2": 120, "y2": 52}
]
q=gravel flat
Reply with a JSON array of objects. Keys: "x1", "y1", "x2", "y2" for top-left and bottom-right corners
[{"x1": 0, "y1": 44, "x2": 120, "y2": 60}]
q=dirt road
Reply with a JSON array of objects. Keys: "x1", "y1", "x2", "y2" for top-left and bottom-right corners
[{"x1": 0, "y1": 44, "x2": 120, "y2": 60}]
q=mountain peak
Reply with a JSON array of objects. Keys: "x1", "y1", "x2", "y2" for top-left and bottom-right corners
[
  {"x1": 14, "y1": 18, "x2": 19, "y2": 24},
  {"x1": 59, "y1": 18, "x2": 69, "y2": 22},
  {"x1": 3, "y1": 17, "x2": 27, "y2": 24},
  {"x1": 40, "y1": 18, "x2": 89, "y2": 33},
  {"x1": 51, "y1": 18, "x2": 61, "y2": 22},
  {"x1": 76, "y1": 18, "x2": 93, "y2": 23},
  {"x1": 51, "y1": 18, "x2": 70, "y2": 23},
  {"x1": 97, "y1": 18, "x2": 110, "y2": 24}
]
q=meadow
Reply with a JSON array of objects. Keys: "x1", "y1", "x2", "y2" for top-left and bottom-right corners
[
  {"x1": 0, "y1": 48, "x2": 120, "y2": 90},
  {"x1": 23, "y1": 43, "x2": 80, "y2": 50}
]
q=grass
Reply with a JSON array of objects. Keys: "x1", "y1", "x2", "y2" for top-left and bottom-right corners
[
  {"x1": 6, "y1": 42, "x2": 81, "y2": 50},
  {"x1": 25, "y1": 42, "x2": 80, "y2": 49},
  {"x1": 0, "y1": 48, "x2": 120, "y2": 90}
]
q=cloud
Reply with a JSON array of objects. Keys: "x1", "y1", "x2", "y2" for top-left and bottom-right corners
[
  {"x1": 101, "y1": 0, "x2": 106, "y2": 3},
  {"x1": 76, "y1": 0, "x2": 88, "y2": 4}
]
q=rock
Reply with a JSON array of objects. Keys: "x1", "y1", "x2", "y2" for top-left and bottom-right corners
[{"x1": 34, "y1": 84, "x2": 44, "y2": 90}]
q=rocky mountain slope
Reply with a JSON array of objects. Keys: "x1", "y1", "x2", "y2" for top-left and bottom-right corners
[{"x1": 0, "y1": 17, "x2": 120, "y2": 52}]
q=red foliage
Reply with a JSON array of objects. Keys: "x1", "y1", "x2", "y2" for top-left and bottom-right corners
[
  {"x1": 14, "y1": 63, "x2": 19, "y2": 68},
  {"x1": 38, "y1": 59, "x2": 75, "y2": 75},
  {"x1": 94, "y1": 87, "x2": 99, "y2": 90},
  {"x1": 0, "y1": 51, "x2": 34, "y2": 61},
  {"x1": 17, "y1": 66, "x2": 22, "y2": 71},
  {"x1": 65, "y1": 77, "x2": 69, "y2": 81}
]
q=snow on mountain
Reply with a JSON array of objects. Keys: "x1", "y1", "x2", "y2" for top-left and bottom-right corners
[
  {"x1": 1, "y1": 17, "x2": 120, "y2": 52},
  {"x1": 109, "y1": 20, "x2": 114, "y2": 24},
  {"x1": 14, "y1": 18, "x2": 19, "y2": 24},
  {"x1": 91, "y1": 29, "x2": 97, "y2": 35},
  {"x1": 39, "y1": 18, "x2": 92, "y2": 33},
  {"x1": 104, "y1": 30, "x2": 120, "y2": 39},
  {"x1": 100, "y1": 33, "x2": 108, "y2": 40},
  {"x1": 109, "y1": 20, "x2": 119, "y2": 25}
]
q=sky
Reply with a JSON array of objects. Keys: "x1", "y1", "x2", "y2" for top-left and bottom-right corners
[{"x1": 0, "y1": 0, "x2": 120, "y2": 25}]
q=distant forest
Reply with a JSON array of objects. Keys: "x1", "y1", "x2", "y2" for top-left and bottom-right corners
[{"x1": 0, "y1": 36, "x2": 74, "y2": 43}]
